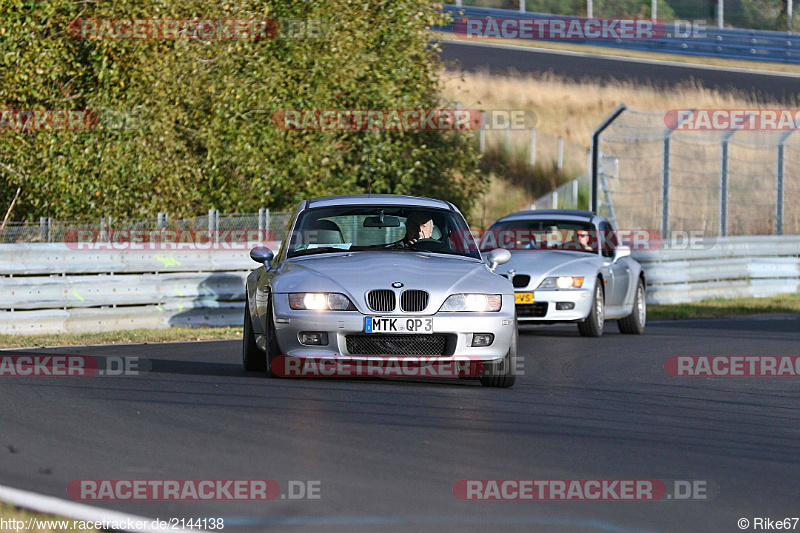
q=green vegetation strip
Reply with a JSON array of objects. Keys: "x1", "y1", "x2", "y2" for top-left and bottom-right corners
[
  {"x1": 648, "y1": 293, "x2": 800, "y2": 320},
  {"x1": 0, "y1": 326, "x2": 241, "y2": 349}
]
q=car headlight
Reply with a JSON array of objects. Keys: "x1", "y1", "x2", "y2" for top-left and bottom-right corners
[
  {"x1": 288, "y1": 293, "x2": 356, "y2": 311},
  {"x1": 537, "y1": 276, "x2": 585, "y2": 289},
  {"x1": 439, "y1": 293, "x2": 502, "y2": 312}
]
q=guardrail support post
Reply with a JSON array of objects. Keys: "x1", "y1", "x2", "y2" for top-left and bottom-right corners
[
  {"x1": 587, "y1": 0, "x2": 593, "y2": 18},
  {"x1": 717, "y1": 0, "x2": 724, "y2": 28},
  {"x1": 651, "y1": 0, "x2": 657, "y2": 20},
  {"x1": 520, "y1": 0, "x2": 525, "y2": 13}
]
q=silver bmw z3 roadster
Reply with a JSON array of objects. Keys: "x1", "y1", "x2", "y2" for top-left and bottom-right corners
[
  {"x1": 243, "y1": 195, "x2": 518, "y2": 387},
  {"x1": 484, "y1": 209, "x2": 646, "y2": 337}
]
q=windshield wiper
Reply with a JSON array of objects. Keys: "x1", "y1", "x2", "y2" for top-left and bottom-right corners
[{"x1": 288, "y1": 246, "x2": 351, "y2": 258}]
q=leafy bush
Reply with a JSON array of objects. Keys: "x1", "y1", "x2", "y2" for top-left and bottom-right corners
[{"x1": 0, "y1": 0, "x2": 485, "y2": 221}]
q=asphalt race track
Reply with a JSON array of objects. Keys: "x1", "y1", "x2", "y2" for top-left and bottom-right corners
[
  {"x1": 440, "y1": 40, "x2": 800, "y2": 103},
  {"x1": 2, "y1": 316, "x2": 799, "y2": 532}
]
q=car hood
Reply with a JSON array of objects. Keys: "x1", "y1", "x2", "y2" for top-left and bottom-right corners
[
  {"x1": 273, "y1": 251, "x2": 512, "y2": 310},
  {"x1": 494, "y1": 250, "x2": 600, "y2": 289}
]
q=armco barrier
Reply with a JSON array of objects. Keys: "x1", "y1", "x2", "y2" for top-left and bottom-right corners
[
  {"x1": 632, "y1": 235, "x2": 800, "y2": 304},
  {"x1": 0, "y1": 243, "x2": 257, "y2": 335},
  {"x1": 439, "y1": 5, "x2": 800, "y2": 64},
  {"x1": 1, "y1": 237, "x2": 798, "y2": 334}
]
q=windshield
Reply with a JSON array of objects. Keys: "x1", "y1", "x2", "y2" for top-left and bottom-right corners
[
  {"x1": 481, "y1": 219, "x2": 599, "y2": 253},
  {"x1": 287, "y1": 205, "x2": 480, "y2": 259}
]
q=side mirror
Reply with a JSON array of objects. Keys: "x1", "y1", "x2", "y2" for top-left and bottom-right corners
[
  {"x1": 486, "y1": 248, "x2": 511, "y2": 271},
  {"x1": 250, "y1": 246, "x2": 274, "y2": 264},
  {"x1": 614, "y1": 245, "x2": 631, "y2": 261}
]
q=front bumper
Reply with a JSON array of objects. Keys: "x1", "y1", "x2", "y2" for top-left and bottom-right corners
[
  {"x1": 515, "y1": 288, "x2": 594, "y2": 323},
  {"x1": 271, "y1": 293, "x2": 516, "y2": 362}
]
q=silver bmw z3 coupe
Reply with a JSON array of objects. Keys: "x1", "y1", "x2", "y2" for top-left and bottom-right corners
[{"x1": 242, "y1": 195, "x2": 518, "y2": 387}]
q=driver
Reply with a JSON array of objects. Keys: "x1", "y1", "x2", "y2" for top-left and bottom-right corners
[{"x1": 405, "y1": 212, "x2": 434, "y2": 245}]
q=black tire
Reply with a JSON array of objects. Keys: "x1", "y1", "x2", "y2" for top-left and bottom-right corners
[
  {"x1": 242, "y1": 302, "x2": 266, "y2": 372},
  {"x1": 578, "y1": 279, "x2": 605, "y2": 337},
  {"x1": 618, "y1": 278, "x2": 646, "y2": 334},
  {"x1": 480, "y1": 323, "x2": 517, "y2": 388}
]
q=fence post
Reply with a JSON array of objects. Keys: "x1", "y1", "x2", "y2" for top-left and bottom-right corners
[
  {"x1": 529, "y1": 128, "x2": 536, "y2": 166},
  {"x1": 776, "y1": 130, "x2": 794, "y2": 235},
  {"x1": 520, "y1": 0, "x2": 525, "y2": 12},
  {"x1": 39, "y1": 216, "x2": 50, "y2": 242},
  {"x1": 479, "y1": 112, "x2": 486, "y2": 152},
  {"x1": 557, "y1": 137, "x2": 564, "y2": 170},
  {"x1": 591, "y1": 104, "x2": 627, "y2": 213},
  {"x1": 717, "y1": 0, "x2": 724, "y2": 28},
  {"x1": 719, "y1": 138, "x2": 729, "y2": 237},
  {"x1": 572, "y1": 179, "x2": 579, "y2": 209},
  {"x1": 552, "y1": 191, "x2": 558, "y2": 209},
  {"x1": 662, "y1": 135, "x2": 671, "y2": 236},
  {"x1": 587, "y1": 0, "x2": 593, "y2": 18},
  {"x1": 651, "y1": 0, "x2": 657, "y2": 20}
]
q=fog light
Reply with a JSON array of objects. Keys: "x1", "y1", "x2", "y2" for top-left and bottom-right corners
[
  {"x1": 471, "y1": 333, "x2": 494, "y2": 347},
  {"x1": 556, "y1": 302, "x2": 575, "y2": 310},
  {"x1": 299, "y1": 332, "x2": 327, "y2": 345}
]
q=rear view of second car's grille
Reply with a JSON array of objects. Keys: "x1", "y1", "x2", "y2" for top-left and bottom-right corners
[
  {"x1": 400, "y1": 290, "x2": 429, "y2": 312},
  {"x1": 367, "y1": 290, "x2": 396, "y2": 312}
]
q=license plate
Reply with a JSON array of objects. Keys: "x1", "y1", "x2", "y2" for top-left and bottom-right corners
[
  {"x1": 515, "y1": 292, "x2": 534, "y2": 304},
  {"x1": 365, "y1": 316, "x2": 433, "y2": 334}
]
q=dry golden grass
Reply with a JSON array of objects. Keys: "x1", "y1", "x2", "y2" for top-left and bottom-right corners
[
  {"x1": 441, "y1": 70, "x2": 800, "y2": 234},
  {"x1": 440, "y1": 69, "x2": 789, "y2": 147}
]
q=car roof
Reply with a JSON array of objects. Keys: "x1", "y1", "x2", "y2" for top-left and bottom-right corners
[
  {"x1": 500, "y1": 209, "x2": 595, "y2": 219},
  {"x1": 306, "y1": 195, "x2": 454, "y2": 210}
]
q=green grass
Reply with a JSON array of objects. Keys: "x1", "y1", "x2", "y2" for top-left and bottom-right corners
[
  {"x1": 0, "y1": 326, "x2": 242, "y2": 349},
  {"x1": 648, "y1": 292, "x2": 800, "y2": 320},
  {"x1": 0, "y1": 501, "x2": 100, "y2": 532}
]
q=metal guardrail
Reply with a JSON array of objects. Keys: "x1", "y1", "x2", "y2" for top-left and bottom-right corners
[
  {"x1": 439, "y1": 5, "x2": 800, "y2": 64},
  {"x1": 632, "y1": 235, "x2": 800, "y2": 304},
  {"x1": 0, "y1": 244, "x2": 259, "y2": 335},
  {"x1": 1, "y1": 236, "x2": 797, "y2": 333}
]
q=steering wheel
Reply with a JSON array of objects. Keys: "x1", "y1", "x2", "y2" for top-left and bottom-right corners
[{"x1": 410, "y1": 239, "x2": 444, "y2": 252}]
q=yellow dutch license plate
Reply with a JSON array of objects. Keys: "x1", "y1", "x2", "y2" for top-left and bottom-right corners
[{"x1": 515, "y1": 292, "x2": 534, "y2": 304}]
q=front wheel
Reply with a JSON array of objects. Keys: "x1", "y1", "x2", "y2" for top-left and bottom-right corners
[
  {"x1": 618, "y1": 279, "x2": 646, "y2": 334},
  {"x1": 242, "y1": 303, "x2": 266, "y2": 372},
  {"x1": 480, "y1": 324, "x2": 517, "y2": 388},
  {"x1": 578, "y1": 280, "x2": 605, "y2": 337}
]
